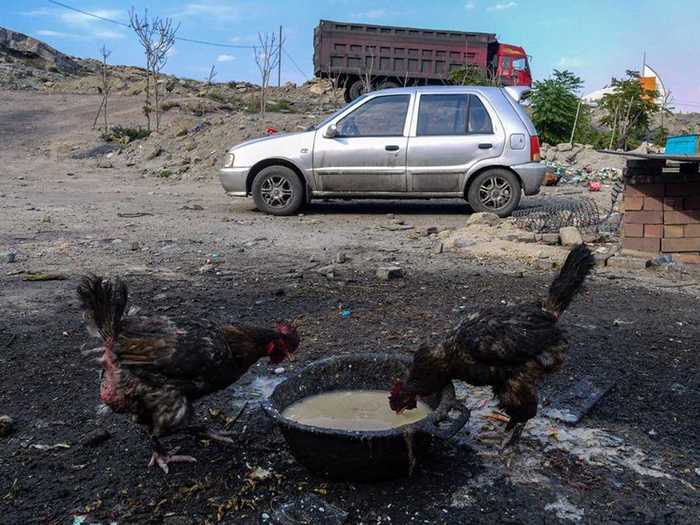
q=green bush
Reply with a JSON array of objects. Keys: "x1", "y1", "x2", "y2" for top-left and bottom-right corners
[
  {"x1": 101, "y1": 126, "x2": 151, "y2": 145},
  {"x1": 530, "y1": 70, "x2": 584, "y2": 145}
]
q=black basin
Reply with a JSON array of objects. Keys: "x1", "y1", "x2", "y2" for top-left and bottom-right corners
[{"x1": 262, "y1": 353, "x2": 470, "y2": 481}]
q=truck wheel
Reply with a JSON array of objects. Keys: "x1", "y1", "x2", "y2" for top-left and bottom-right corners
[
  {"x1": 346, "y1": 79, "x2": 367, "y2": 101},
  {"x1": 377, "y1": 80, "x2": 400, "y2": 90},
  {"x1": 467, "y1": 169, "x2": 521, "y2": 217},
  {"x1": 252, "y1": 166, "x2": 305, "y2": 216}
]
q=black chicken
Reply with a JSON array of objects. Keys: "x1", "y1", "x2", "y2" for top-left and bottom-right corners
[
  {"x1": 390, "y1": 244, "x2": 594, "y2": 446},
  {"x1": 78, "y1": 275, "x2": 300, "y2": 473}
]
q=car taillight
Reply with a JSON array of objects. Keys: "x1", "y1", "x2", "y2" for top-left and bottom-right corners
[{"x1": 530, "y1": 135, "x2": 540, "y2": 161}]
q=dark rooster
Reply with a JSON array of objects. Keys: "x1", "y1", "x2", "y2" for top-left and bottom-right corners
[
  {"x1": 390, "y1": 244, "x2": 594, "y2": 447},
  {"x1": 78, "y1": 275, "x2": 300, "y2": 473}
]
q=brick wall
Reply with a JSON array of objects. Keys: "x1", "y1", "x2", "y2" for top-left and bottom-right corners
[{"x1": 623, "y1": 159, "x2": 700, "y2": 263}]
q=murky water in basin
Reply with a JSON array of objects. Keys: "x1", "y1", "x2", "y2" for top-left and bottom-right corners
[{"x1": 282, "y1": 390, "x2": 432, "y2": 431}]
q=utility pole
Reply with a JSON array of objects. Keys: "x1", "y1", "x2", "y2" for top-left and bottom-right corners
[
  {"x1": 278, "y1": 25, "x2": 282, "y2": 87},
  {"x1": 569, "y1": 99, "x2": 582, "y2": 145}
]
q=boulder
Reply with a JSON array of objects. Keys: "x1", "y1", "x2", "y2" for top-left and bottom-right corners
[
  {"x1": 559, "y1": 226, "x2": 584, "y2": 247},
  {"x1": 556, "y1": 142, "x2": 573, "y2": 152},
  {"x1": 376, "y1": 266, "x2": 403, "y2": 280},
  {"x1": 467, "y1": 212, "x2": 501, "y2": 226}
]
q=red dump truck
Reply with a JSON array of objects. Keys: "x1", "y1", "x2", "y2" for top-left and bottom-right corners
[{"x1": 313, "y1": 19, "x2": 532, "y2": 102}]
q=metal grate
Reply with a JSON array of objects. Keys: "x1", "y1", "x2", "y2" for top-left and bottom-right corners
[{"x1": 513, "y1": 198, "x2": 601, "y2": 234}]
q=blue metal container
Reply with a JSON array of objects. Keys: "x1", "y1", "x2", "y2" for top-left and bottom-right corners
[{"x1": 665, "y1": 134, "x2": 700, "y2": 155}]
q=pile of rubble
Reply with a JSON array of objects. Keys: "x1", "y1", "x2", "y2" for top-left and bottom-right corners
[{"x1": 540, "y1": 142, "x2": 625, "y2": 186}]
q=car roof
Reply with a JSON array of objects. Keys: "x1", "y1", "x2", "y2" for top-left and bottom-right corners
[{"x1": 370, "y1": 85, "x2": 504, "y2": 95}]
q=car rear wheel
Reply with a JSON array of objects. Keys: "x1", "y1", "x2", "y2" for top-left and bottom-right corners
[
  {"x1": 467, "y1": 169, "x2": 521, "y2": 217},
  {"x1": 252, "y1": 166, "x2": 305, "y2": 216}
]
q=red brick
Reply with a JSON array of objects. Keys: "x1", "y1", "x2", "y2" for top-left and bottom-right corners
[
  {"x1": 625, "y1": 184, "x2": 665, "y2": 197},
  {"x1": 624, "y1": 210, "x2": 663, "y2": 224},
  {"x1": 624, "y1": 223, "x2": 643, "y2": 237},
  {"x1": 664, "y1": 210, "x2": 700, "y2": 224},
  {"x1": 644, "y1": 224, "x2": 663, "y2": 238},
  {"x1": 684, "y1": 196, "x2": 700, "y2": 209},
  {"x1": 623, "y1": 197, "x2": 643, "y2": 211},
  {"x1": 665, "y1": 182, "x2": 700, "y2": 197},
  {"x1": 664, "y1": 225, "x2": 685, "y2": 238},
  {"x1": 685, "y1": 224, "x2": 700, "y2": 237},
  {"x1": 643, "y1": 197, "x2": 663, "y2": 210},
  {"x1": 664, "y1": 198, "x2": 684, "y2": 210},
  {"x1": 671, "y1": 253, "x2": 700, "y2": 264},
  {"x1": 624, "y1": 237, "x2": 660, "y2": 253},
  {"x1": 661, "y1": 238, "x2": 700, "y2": 252}
]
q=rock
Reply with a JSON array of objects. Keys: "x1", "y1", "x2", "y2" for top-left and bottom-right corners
[
  {"x1": 130, "y1": 241, "x2": 140, "y2": 251},
  {"x1": 0, "y1": 415, "x2": 14, "y2": 436},
  {"x1": 334, "y1": 252, "x2": 348, "y2": 264},
  {"x1": 80, "y1": 428, "x2": 110, "y2": 447},
  {"x1": 97, "y1": 158, "x2": 113, "y2": 168},
  {"x1": 536, "y1": 233, "x2": 560, "y2": 245},
  {"x1": 144, "y1": 144, "x2": 163, "y2": 160},
  {"x1": 432, "y1": 242, "x2": 444, "y2": 254},
  {"x1": 0, "y1": 251, "x2": 16, "y2": 263},
  {"x1": 0, "y1": 27, "x2": 82, "y2": 74},
  {"x1": 316, "y1": 264, "x2": 338, "y2": 276},
  {"x1": 376, "y1": 266, "x2": 403, "y2": 280},
  {"x1": 500, "y1": 231, "x2": 536, "y2": 243},
  {"x1": 559, "y1": 226, "x2": 583, "y2": 247},
  {"x1": 421, "y1": 226, "x2": 439, "y2": 236},
  {"x1": 606, "y1": 255, "x2": 647, "y2": 270},
  {"x1": 175, "y1": 127, "x2": 188, "y2": 137},
  {"x1": 556, "y1": 142, "x2": 573, "y2": 152},
  {"x1": 199, "y1": 263, "x2": 216, "y2": 274},
  {"x1": 467, "y1": 212, "x2": 500, "y2": 226}
]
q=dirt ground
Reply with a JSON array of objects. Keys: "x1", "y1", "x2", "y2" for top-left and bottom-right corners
[{"x1": 1, "y1": 90, "x2": 699, "y2": 525}]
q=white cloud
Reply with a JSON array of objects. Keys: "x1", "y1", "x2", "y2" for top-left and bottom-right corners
[
  {"x1": 94, "y1": 30, "x2": 126, "y2": 40},
  {"x1": 36, "y1": 29, "x2": 72, "y2": 38},
  {"x1": 58, "y1": 9, "x2": 124, "y2": 27},
  {"x1": 352, "y1": 9, "x2": 388, "y2": 20},
  {"x1": 465, "y1": 2, "x2": 476, "y2": 9},
  {"x1": 558, "y1": 56, "x2": 584, "y2": 69},
  {"x1": 217, "y1": 54, "x2": 236, "y2": 62},
  {"x1": 175, "y1": 3, "x2": 241, "y2": 19},
  {"x1": 487, "y1": 1, "x2": 517, "y2": 11}
]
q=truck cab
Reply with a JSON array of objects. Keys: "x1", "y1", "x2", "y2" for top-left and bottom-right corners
[{"x1": 495, "y1": 44, "x2": 532, "y2": 87}]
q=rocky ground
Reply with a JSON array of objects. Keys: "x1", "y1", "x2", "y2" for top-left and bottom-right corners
[{"x1": 1, "y1": 31, "x2": 700, "y2": 525}]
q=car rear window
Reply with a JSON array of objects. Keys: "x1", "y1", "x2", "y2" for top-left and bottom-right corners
[{"x1": 417, "y1": 94, "x2": 493, "y2": 136}]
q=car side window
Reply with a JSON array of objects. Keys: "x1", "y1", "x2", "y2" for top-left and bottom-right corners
[
  {"x1": 337, "y1": 95, "x2": 410, "y2": 137},
  {"x1": 468, "y1": 95, "x2": 494, "y2": 134},
  {"x1": 417, "y1": 94, "x2": 468, "y2": 136}
]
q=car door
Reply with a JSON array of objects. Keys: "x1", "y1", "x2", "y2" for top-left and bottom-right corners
[
  {"x1": 406, "y1": 93, "x2": 503, "y2": 193},
  {"x1": 313, "y1": 94, "x2": 412, "y2": 192}
]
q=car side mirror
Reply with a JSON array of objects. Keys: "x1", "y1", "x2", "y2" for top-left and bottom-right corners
[{"x1": 323, "y1": 124, "x2": 338, "y2": 138}]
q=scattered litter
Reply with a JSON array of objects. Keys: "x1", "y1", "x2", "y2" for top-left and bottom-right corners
[
  {"x1": 379, "y1": 223, "x2": 414, "y2": 231},
  {"x1": 339, "y1": 309, "x2": 351, "y2": 319},
  {"x1": 270, "y1": 493, "x2": 348, "y2": 525},
  {"x1": 30, "y1": 442, "x2": 71, "y2": 451},
  {"x1": 274, "y1": 367, "x2": 285, "y2": 375},
  {"x1": 248, "y1": 466, "x2": 273, "y2": 482},
  {"x1": 23, "y1": 272, "x2": 67, "y2": 282},
  {"x1": 265, "y1": 127, "x2": 279, "y2": 135},
  {"x1": 542, "y1": 377, "x2": 614, "y2": 424},
  {"x1": 117, "y1": 212, "x2": 153, "y2": 218},
  {"x1": 612, "y1": 319, "x2": 633, "y2": 326},
  {"x1": 181, "y1": 204, "x2": 204, "y2": 211},
  {"x1": 0, "y1": 251, "x2": 16, "y2": 263},
  {"x1": 588, "y1": 181, "x2": 601, "y2": 192},
  {"x1": 72, "y1": 516, "x2": 118, "y2": 525},
  {"x1": 376, "y1": 266, "x2": 403, "y2": 281}
]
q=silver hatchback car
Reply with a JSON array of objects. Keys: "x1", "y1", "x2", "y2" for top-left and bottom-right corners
[{"x1": 220, "y1": 85, "x2": 545, "y2": 217}]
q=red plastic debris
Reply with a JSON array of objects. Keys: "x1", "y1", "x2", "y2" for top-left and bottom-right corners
[
  {"x1": 588, "y1": 181, "x2": 601, "y2": 192},
  {"x1": 265, "y1": 127, "x2": 278, "y2": 135}
]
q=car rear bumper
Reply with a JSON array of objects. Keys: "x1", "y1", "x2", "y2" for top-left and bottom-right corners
[
  {"x1": 511, "y1": 162, "x2": 546, "y2": 195},
  {"x1": 219, "y1": 167, "x2": 250, "y2": 196}
]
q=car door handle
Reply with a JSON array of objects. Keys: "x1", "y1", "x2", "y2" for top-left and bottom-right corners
[
  {"x1": 385, "y1": 145, "x2": 400, "y2": 151},
  {"x1": 478, "y1": 143, "x2": 493, "y2": 149}
]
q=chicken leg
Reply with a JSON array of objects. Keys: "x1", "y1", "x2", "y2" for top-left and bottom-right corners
[{"x1": 148, "y1": 436, "x2": 197, "y2": 474}]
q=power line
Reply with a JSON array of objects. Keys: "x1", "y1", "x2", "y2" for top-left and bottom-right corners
[
  {"x1": 283, "y1": 49, "x2": 310, "y2": 80},
  {"x1": 47, "y1": 0, "x2": 256, "y2": 49}
]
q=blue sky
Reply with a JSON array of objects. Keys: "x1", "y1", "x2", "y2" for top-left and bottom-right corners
[{"x1": 5, "y1": 0, "x2": 699, "y2": 111}]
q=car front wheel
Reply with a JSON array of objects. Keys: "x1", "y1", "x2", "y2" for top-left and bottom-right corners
[
  {"x1": 252, "y1": 166, "x2": 305, "y2": 216},
  {"x1": 467, "y1": 169, "x2": 521, "y2": 217}
]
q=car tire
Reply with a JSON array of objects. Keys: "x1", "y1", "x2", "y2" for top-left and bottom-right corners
[
  {"x1": 252, "y1": 166, "x2": 305, "y2": 216},
  {"x1": 467, "y1": 169, "x2": 521, "y2": 217}
]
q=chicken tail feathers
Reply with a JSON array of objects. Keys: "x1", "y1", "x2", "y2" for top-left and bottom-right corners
[
  {"x1": 77, "y1": 274, "x2": 128, "y2": 340},
  {"x1": 543, "y1": 244, "x2": 594, "y2": 317}
]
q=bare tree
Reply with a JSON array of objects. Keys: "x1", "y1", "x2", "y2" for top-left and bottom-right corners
[
  {"x1": 129, "y1": 8, "x2": 179, "y2": 132},
  {"x1": 92, "y1": 45, "x2": 112, "y2": 131},
  {"x1": 358, "y1": 47, "x2": 375, "y2": 94},
  {"x1": 254, "y1": 32, "x2": 281, "y2": 115},
  {"x1": 207, "y1": 64, "x2": 217, "y2": 86}
]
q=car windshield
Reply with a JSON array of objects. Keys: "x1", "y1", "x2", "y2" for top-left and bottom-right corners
[{"x1": 306, "y1": 95, "x2": 369, "y2": 131}]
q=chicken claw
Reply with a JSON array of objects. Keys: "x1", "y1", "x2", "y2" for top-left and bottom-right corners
[{"x1": 147, "y1": 447, "x2": 197, "y2": 474}]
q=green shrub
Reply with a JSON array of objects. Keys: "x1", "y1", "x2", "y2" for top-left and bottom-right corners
[
  {"x1": 158, "y1": 169, "x2": 172, "y2": 178},
  {"x1": 101, "y1": 126, "x2": 151, "y2": 144}
]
